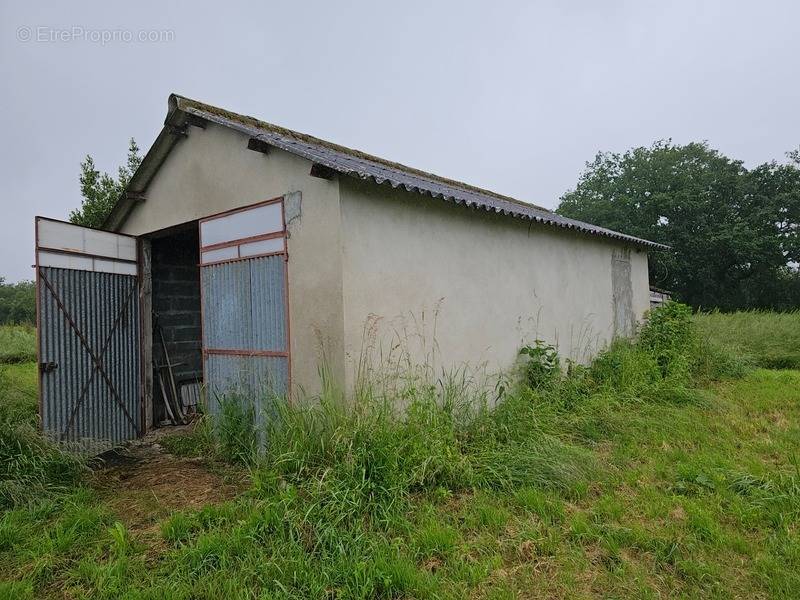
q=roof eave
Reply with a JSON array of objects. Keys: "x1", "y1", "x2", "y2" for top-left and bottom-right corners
[
  {"x1": 104, "y1": 96, "x2": 193, "y2": 231},
  {"x1": 107, "y1": 93, "x2": 670, "y2": 252}
]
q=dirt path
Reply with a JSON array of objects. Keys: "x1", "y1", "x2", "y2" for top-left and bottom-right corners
[{"x1": 90, "y1": 428, "x2": 247, "y2": 540}]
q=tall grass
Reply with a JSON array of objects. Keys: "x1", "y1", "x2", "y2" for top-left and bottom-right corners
[
  {"x1": 259, "y1": 374, "x2": 595, "y2": 523},
  {"x1": 0, "y1": 324, "x2": 36, "y2": 364},
  {"x1": 0, "y1": 364, "x2": 85, "y2": 509},
  {"x1": 117, "y1": 301, "x2": 750, "y2": 597},
  {"x1": 202, "y1": 303, "x2": 730, "y2": 523},
  {"x1": 694, "y1": 310, "x2": 800, "y2": 369}
]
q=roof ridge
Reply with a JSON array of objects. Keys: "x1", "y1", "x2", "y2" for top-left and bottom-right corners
[
  {"x1": 99, "y1": 93, "x2": 666, "y2": 249},
  {"x1": 171, "y1": 94, "x2": 552, "y2": 213}
]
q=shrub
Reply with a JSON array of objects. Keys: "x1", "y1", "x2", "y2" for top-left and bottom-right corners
[
  {"x1": 638, "y1": 301, "x2": 695, "y2": 376},
  {"x1": 519, "y1": 341, "x2": 560, "y2": 389}
]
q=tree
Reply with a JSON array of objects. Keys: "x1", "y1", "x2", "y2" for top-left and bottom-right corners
[
  {"x1": 557, "y1": 140, "x2": 800, "y2": 311},
  {"x1": 69, "y1": 138, "x2": 142, "y2": 228}
]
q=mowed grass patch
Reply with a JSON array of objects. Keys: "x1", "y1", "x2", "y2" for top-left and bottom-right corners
[
  {"x1": 0, "y1": 325, "x2": 36, "y2": 365},
  {"x1": 695, "y1": 310, "x2": 800, "y2": 369}
]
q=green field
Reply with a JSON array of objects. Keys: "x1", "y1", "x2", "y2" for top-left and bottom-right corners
[
  {"x1": 1, "y1": 308, "x2": 799, "y2": 598},
  {"x1": 694, "y1": 310, "x2": 800, "y2": 369}
]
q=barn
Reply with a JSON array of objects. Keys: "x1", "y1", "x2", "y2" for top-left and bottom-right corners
[{"x1": 34, "y1": 93, "x2": 665, "y2": 450}]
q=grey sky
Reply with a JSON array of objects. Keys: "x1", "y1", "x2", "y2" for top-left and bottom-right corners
[{"x1": 1, "y1": 1, "x2": 798, "y2": 282}]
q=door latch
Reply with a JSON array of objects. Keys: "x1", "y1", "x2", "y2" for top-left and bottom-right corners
[{"x1": 39, "y1": 361, "x2": 58, "y2": 374}]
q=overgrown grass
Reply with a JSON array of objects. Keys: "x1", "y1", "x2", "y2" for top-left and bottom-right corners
[
  {"x1": 0, "y1": 363, "x2": 85, "y2": 511},
  {"x1": 0, "y1": 325, "x2": 36, "y2": 364},
  {"x1": 695, "y1": 309, "x2": 800, "y2": 369},
  {"x1": 2, "y1": 306, "x2": 799, "y2": 597}
]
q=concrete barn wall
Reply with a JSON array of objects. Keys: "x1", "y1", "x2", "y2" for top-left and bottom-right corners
[
  {"x1": 118, "y1": 122, "x2": 345, "y2": 397},
  {"x1": 117, "y1": 120, "x2": 651, "y2": 397},
  {"x1": 338, "y1": 177, "x2": 650, "y2": 391}
]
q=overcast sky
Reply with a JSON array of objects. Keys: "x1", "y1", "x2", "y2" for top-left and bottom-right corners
[{"x1": 1, "y1": 1, "x2": 798, "y2": 281}]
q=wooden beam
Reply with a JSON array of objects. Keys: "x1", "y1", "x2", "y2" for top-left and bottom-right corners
[
  {"x1": 126, "y1": 192, "x2": 147, "y2": 204},
  {"x1": 139, "y1": 239, "x2": 154, "y2": 434},
  {"x1": 166, "y1": 124, "x2": 188, "y2": 138},
  {"x1": 187, "y1": 114, "x2": 207, "y2": 129},
  {"x1": 310, "y1": 163, "x2": 336, "y2": 180},
  {"x1": 247, "y1": 138, "x2": 271, "y2": 155}
]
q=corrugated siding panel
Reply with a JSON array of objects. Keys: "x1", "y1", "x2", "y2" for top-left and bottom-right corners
[
  {"x1": 204, "y1": 354, "x2": 288, "y2": 417},
  {"x1": 201, "y1": 255, "x2": 286, "y2": 352},
  {"x1": 38, "y1": 267, "x2": 140, "y2": 454},
  {"x1": 201, "y1": 253, "x2": 288, "y2": 422}
]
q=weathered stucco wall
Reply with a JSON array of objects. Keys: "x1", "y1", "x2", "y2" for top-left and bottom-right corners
[
  {"x1": 118, "y1": 123, "x2": 345, "y2": 397},
  {"x1": 117, "y1": 121, "x2": 651, "y2": 398},
  {"x1": 338, "y1": 177, "x2": 650, "y2": 390}
]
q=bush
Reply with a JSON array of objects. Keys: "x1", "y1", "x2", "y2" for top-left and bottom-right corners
[
  {"x1": 512, "y1": 302, "x2": 744, "y2": 417},
  {"x1": 519, "y1": 341, "x2": 560, "y2": 389},
  {"x1": 638, "y1": 301, "x2": 695, "y2": 376}
]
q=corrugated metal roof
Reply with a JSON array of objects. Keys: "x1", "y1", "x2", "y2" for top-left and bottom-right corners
[{"x1": 116, "y1": 94, "x2": 668, "y2": 250}]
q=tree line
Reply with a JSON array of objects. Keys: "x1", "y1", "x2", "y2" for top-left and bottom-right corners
[
  {"x1": 557, "y1": 141, "x2": 800, "y2": 311},
  {"x1": 0, "y1": 279, "x2": 35, "y2": 325}
]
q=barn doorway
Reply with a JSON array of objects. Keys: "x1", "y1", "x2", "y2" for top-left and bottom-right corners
[
  {"x1": 145, "y1": 222, "x2": 203, "y2": 429},
  {"x1": 143, "y1": 197, "x2": 291, "y2": 434}
]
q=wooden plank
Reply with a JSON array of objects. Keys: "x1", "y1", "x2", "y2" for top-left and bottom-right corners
[{"x1": 139, "y1": 239, "x2": 154, "y2": 433}]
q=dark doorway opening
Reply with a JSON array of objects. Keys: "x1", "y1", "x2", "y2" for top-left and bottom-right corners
[{"x1": 148, "y1": 222, "x2": 202, "y2": 427}]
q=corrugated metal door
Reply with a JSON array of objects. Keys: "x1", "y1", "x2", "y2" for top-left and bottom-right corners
[
  {"x1": 199, "y1": 198, "x2": 289, "y2": 417},
  {"x1": 35, "y1": 217, "x2": 141, "y2": 453}
]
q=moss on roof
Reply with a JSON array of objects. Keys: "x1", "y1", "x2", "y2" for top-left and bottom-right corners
[{"x1": 173, "y1": 95, "x2": 552, "y2": 213}]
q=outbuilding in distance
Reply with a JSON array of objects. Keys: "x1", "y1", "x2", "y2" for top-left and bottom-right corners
[{"x1": 34, "y1": 93, "x2": 667, "y2": 451}]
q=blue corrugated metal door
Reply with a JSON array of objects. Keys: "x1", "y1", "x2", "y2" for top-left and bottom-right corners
[
  {"x1": 198, "y1": 198, "x2": 289, "y2": 418},
  {"x1": 35, "y1": 218, "x2": 141, "y2": 453}
]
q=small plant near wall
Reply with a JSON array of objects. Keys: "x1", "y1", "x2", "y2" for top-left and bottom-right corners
[
  {"x1": 638, "y1": 301, "x2": 695, "y2": 375},
  {"x1": 519, "y1": 340, "x2": 560, "y2": 389}
]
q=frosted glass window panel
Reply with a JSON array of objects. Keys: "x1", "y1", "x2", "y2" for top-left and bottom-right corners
[
  {"x1": 38, "y1": 219, "x2": 136, "y2": 261},
  {"x1": 201, "y1": 203, "x2": 283, "y2": 247},
  {"x1": 201, "y1": 246, "x2": 239, "y2": 264},
  {"x1": 38, "y1": 251, "x2": 137, "y2": 275},
  {"x1": 239, "y1": 237, "x2": 284, "y2": 257},
  {"x1": 94, "y1": 259, "x2": 138, "y2": 276},
  {"x1": 38, "y1": 251, "x2": 94, "y2": 272}
]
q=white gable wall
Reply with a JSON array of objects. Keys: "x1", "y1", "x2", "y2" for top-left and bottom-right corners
[{"x1": 117, "y1": 122, "x2": 346, "y2": 397}]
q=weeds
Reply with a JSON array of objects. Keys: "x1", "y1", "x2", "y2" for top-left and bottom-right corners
[{"x1": 519, "y1": 340, "x2": 560, "y2": 389}]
